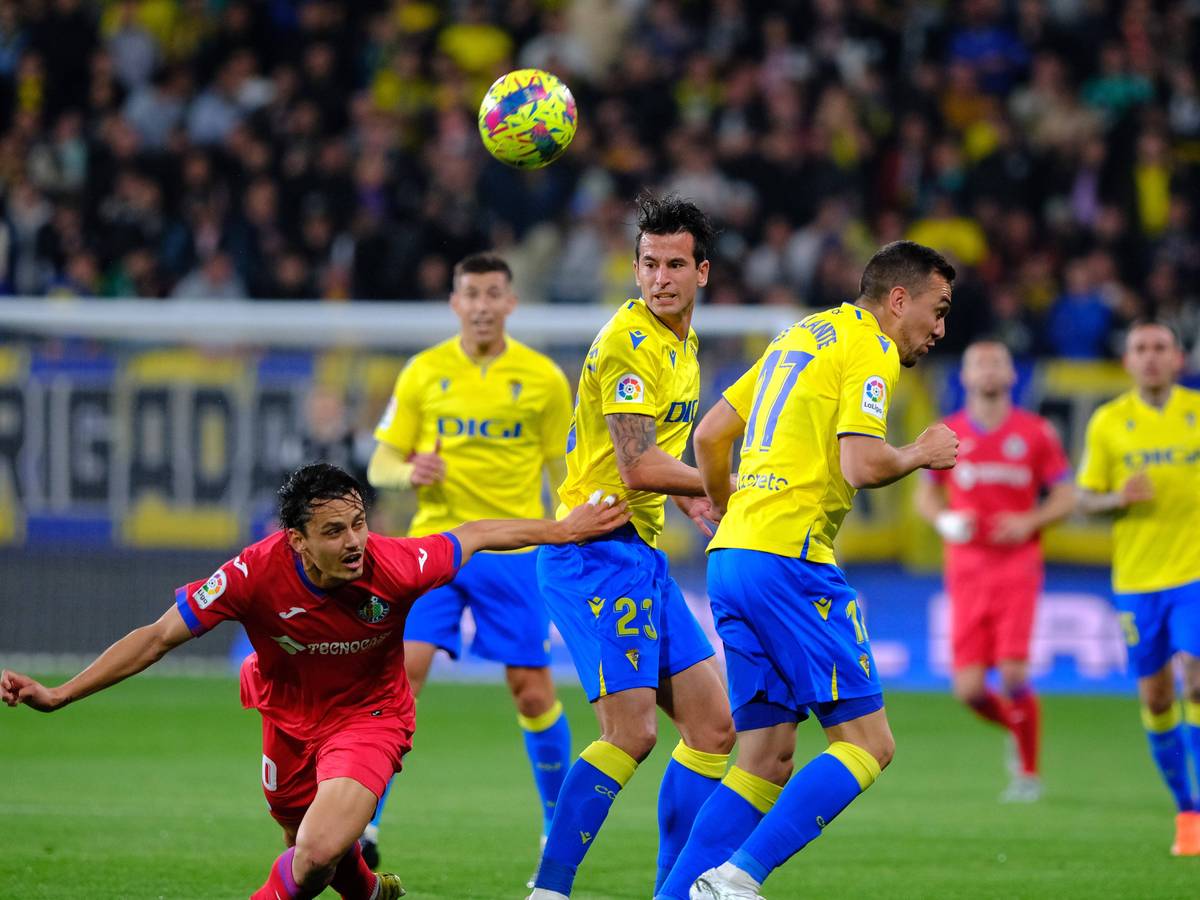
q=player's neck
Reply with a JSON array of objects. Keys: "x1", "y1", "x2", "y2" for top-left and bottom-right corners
[
  {"x1": 648, "y1": 305, "x2": 693, "y2": 341},
  {"x1": 1137, "y1": 383, "x2": 1174, "y2": 409},
  {"x1": 967, "y1": 394, "x2": 1010, "y2": 430},
  {"x1": 459, "y1": 334, "x2": 507, "y2": 363}
]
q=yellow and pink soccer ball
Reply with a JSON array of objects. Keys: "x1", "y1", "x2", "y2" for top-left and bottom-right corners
[{"x1": 478, "y1": 69, "x2": 577, "y2": 169}]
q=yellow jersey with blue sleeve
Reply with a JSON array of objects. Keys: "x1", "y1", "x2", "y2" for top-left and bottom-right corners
[
  {"x1": 1077, "y1": 386, "x2": 1200, "y2": 593},
  {"x1": 709, "y1": 302, "x2": 901, "y2": 564},
  {"x1": 556, "y1": 297, "x2": 700, "y2": 546},
  {"x1": 374, "y1": 335, "x2": 572, "y2": 537}
]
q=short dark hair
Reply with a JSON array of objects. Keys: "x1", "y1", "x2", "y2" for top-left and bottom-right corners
[
  {"x1": 635, "y1": 192, "x2": 715, "y2": 265},
  {"x1": 453, "y1": 252, "x2": 512, "y2": 286},
  {"x1": 1127, "y1": 319, "x2": 1182, "y2": 348},
  {"x1": 859, "y1": 241, "x2": 956, "y2": 303},
  {"x1": 278, "y1": 463, "x2": 366, "y2": 532}
]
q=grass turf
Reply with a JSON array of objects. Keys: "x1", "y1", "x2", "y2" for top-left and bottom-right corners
[{"x1": 2, "y1": 679, "x2": 1196, "y2": 899}]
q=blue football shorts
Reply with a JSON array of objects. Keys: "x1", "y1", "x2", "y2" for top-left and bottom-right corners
[
  {"x1": 1114, "y1": 578, "x2": 1200, "y2": 677},
  {"x1": 537, "y1": 524, "x2": 714, "y2": 702},
  {"x1": 405, "y1": 548, "x2": 551, "y2": 668},
  {"x1": 707, "y1": 548, "x2": 884, "y2": 730}
]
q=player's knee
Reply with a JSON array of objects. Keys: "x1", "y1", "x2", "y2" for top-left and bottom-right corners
[
  {"x1": 604, "y1": 721, "x2": 658, "y2": 761},
  {"x1": 509, "y1": 670, "x2": 555, "y2": 718},
  {"x1": 874, "y1": 733, "x2": 896, "y2": 771},
  {"x1": 703, "y1": 714, "x2": 736, "y2": 756},
  {"x1": 953, "y1": 682, "x2": 988, "y2": 707}
]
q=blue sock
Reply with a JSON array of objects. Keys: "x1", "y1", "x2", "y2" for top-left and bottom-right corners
[
  {"x1": 369, "y1": 779, "x2": 392, "y2": 830},
  {"x1": 534, "y1": 740, "x2": 638, "y2": 895},
  {"x1": 655, "y1": 741, "x2": 730, "y2": 892},
  {"x1": 730, "y1": 742, "x2": 881, "y2": 886},
  {"x1": 1186, "y1": 702, "x2": 1200, "y2": 806},
  {"x1": 520, "y1": 700, "x2": 573, "y2": 835},
  {"x1": 656, "y1": 767, "x2": 781, "y2": 900},
  {"x1": 1144, "y1": 705, "x2": 1196, "y2": 811}
]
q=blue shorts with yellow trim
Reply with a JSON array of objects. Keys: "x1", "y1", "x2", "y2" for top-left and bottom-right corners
[
  {"x1": 406, "y1": 549, "x2": 551, "y2": 668},
  {"x1": 708, "y1": 548, "x2": 883, "y2": 730},
  {"x1": 537, "y1": 524, "x2": 714, "y2": 702},
  {"x1": 1115, "y1": 579, "x2": 1200, "y2": 678}
]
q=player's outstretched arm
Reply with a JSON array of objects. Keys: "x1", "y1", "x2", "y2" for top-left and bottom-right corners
[
  {"x1": 1, "y1": 605, "x2": 194, "y2": 713},
  {"x1": 694, "y1": 398, "x2": 747, "y2": 516},
  {"x1": 368, "y1": 441, "x2": 445, "y2": 489},
  {"x1": 450, "y1": 497, "x2": 631, "y2": 565},
  {"x1": 840, "y1": 423, "x2": 959, "y2": 489},
  {"x1": 606, "y1": 413, "x2": 706, "y2": 496}
]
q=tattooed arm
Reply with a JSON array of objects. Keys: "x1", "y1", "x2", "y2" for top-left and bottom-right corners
[{"x1": 605, "y1": 413, "x2": 706, "y2": 497}]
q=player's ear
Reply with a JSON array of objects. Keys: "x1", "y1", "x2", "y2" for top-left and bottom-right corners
[
  {"x1": 887, "y1": 284, "x2": 907, "y2": 317},
  {"x1": 285, "y1": 527, "x2": 306, "y2": 554},
  {"x1": 696, "y1": 258, "x2": 710, "y2": 288}
]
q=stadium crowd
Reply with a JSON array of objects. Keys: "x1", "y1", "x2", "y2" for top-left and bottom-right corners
[{"x1": 0, "y1": 0, "x2": 1197, "y2": 360}]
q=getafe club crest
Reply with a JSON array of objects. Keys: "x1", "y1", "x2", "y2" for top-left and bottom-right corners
[{"x1": 358, "y1": 595, "x2": 390, "y2": 624}]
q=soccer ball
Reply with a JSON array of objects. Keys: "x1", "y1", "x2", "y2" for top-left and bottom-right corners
[{"x1": 478, "y1": 69, "x2": 577, "y2": 169}]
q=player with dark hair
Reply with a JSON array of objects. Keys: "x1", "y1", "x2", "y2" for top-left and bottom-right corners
[
  {"x1": 1, "y1": 463, "x2": 628, "y2": 900},
  {"x1": 665, "y1": 241, "x2": 959, "y2": 899},
  {"x1": 915, "y1": 340, "x2": 1075, "y2": 803},
  {"x1": 366, "y1": 251, "x2": 575, "y2": 875},
  {"x1": 1078, "y1": 321, "x2": 1200, "y2": 856},
  {"x1": 527, "y1": 194, "x2": 735, "y2": 900}
]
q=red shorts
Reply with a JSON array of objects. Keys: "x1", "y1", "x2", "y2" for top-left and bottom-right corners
[
  {"x1": 258, "y1": 712, "x2": 414, "y2": 828},
  {"x1": 946, "y1": 545, "x2": 1042, "y2": 669}
]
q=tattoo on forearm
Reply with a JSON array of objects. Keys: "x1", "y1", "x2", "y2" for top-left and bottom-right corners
[{"x1": 607, "y1": 414, "x2": 656, "y2": 471}]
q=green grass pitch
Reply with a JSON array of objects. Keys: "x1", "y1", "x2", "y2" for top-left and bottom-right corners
[{"x1": 3, "y1": 678, "x2": 1197, "y2": 898}]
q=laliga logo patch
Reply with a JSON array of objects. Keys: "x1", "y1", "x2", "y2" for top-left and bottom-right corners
[
  {"x1": 357, "y1": 595, "x2": 390, "y2": 624},
  {"x1": 615, "y1": 374, "x2": 644, "y2": 403},
  {"x1": 193, "y1": 569, "x2": 227, "y2": 609},
  {"x1": 861, "y1": 376, "x2": 887, "y2": 419}
]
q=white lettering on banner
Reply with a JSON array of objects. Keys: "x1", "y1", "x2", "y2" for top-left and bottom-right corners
[{"x1": 929, "y1": 592, "x2": 1127, "y2": 678}]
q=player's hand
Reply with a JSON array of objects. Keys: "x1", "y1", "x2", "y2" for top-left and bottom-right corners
[
  {"x1": 557, "y1": 492, "x2": 631, "y2": 543},
  {"x1": 0, "y1": 669, "x2": 62, "y2": 712},
  {"x1": 1119, "y1": 471, "x2": 1154, "y2": 506},
  {"x1": 675, "y1": 495, "x2": 719, "y2": 538},
  {"x1": 990, "y1": 511, "x2": 1038, "y2": 544},
  {"x1": 408, "y1": 438, "x2": 446, "y2": 487},
  {"x1": 916, "y1": 423, "x2": 959, "y2": 470}
]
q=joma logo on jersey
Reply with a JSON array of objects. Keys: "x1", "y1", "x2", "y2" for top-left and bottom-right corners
[
  {"x1": 437, "y1": 417, "x2": 524, "y2": 438},
  {"x1": 1123, "y1": 447, "x2": 1200, "y2": 468},
  {"x1": 663, "y1": 400, "x2": 699, "y2": 424}
]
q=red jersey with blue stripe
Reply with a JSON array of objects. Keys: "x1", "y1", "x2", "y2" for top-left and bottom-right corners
[
  {"x1": 175, "y1": 530, "x2": 461, "y2": 741},
  {"x1": 929, "y1": 408, "x2": 1070, "y2": 557}
]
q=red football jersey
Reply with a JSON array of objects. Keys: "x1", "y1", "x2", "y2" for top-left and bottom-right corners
[
  {"x1": 929, "y1": 408, "x2": 1071, "y2": 553},
  {"x1": 175, "y1": 529, "x2": 460, "y2": 741}
]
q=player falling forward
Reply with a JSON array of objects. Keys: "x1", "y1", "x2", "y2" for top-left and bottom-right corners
[
  {"x1": 664, "y1": 241, "x2": 958, "y2": 900},
  {"x1": 1, "y1": 464, "x2": 628, "y2": 899},
  {"x1": 915, "y1": 341, "x2": 1075, "y2": 802},
  {"x1": 528, "y1": 194, "x2": 735, "y2": 900},
  {"x1": 1077, "y1": 322, "x2": 1200, "y2": 856},
  {"x1": 367, "y1": 252, "x2": 575, "y2": 875}
]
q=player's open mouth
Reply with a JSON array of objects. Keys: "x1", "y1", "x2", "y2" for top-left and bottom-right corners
[{"x1": 343, "y1": 552, "x2": 363, "y2": 568}]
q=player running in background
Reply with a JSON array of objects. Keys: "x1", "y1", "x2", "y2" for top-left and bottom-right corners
[
  {"x1": 528, "y1": 194, "x2": 735, "y2": 900},
  {"x1": 914, "y1": 341, "x2": 1075, "y2": 802},
  {"x1": 1077, "y1": 321, "x2": 1200, "y2": 856},
  {"x1": 667, "y1": 241, "x2": 959, "y2": 900},
  {"x1": 1, "y1": 464, "x2": 628, "y2": 900},
  {"x1": 367, "y1": 252, "x2": 574, "y2": 873}
]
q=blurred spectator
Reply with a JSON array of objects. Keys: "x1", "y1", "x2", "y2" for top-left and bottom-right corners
[{"x1": 171, "y1": 250, "x2": 246, "y2": 300}]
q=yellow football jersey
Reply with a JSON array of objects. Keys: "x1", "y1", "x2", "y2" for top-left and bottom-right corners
[
  {"x1": 709, "y1": 303, "x2": 901, "y2": 564},
  {"x1": 374, "y1": 335, "x2": 572, "y2": 537},
  {"x1": 1077, "y1": 386, "x2": 1200, "y2": 593},
  {"x1": 557, "y1": 297, "x2": 700, "y2": 546}
]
